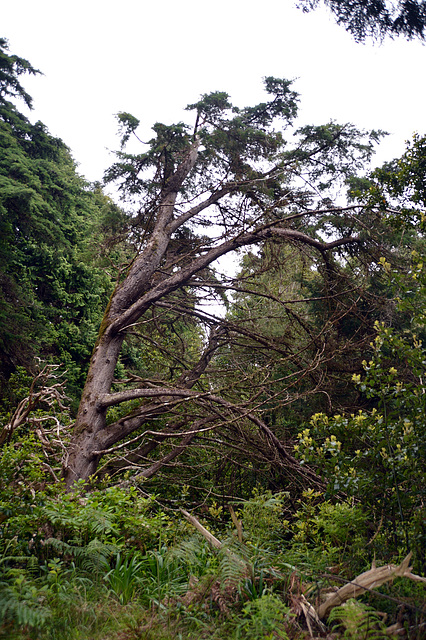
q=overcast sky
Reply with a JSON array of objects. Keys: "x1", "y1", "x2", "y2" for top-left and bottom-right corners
[{"x1": 3, "y1": 0, "x2": 425, "y2": 185}]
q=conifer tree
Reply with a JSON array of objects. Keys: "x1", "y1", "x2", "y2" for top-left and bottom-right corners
[
  {"x1": 0, "y1": 39, "x2": 117, "y2": 398},
  {"x1": 62, "y1": 80, "x2": 388, "y2": 488}
]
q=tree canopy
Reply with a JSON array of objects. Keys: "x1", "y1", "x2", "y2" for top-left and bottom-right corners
[
  {"x1": 0, "y1": 38, "x2": 121, "y2": 398},
  {"x1": 298, "y1": 0, "x2": 426, "y2": 40}
]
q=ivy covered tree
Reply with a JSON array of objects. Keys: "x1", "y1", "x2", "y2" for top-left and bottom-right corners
[{"x1": 62, "y1": 77, "x2": 391, "y2": 489}]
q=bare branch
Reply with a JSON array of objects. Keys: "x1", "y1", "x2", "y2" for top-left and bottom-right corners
[
  {"x1": 109, "y1": 225, "x2": 360, "y2": 335},
  {"x1": 0, "y1": 363, "x2": 68, "y2": 447}
]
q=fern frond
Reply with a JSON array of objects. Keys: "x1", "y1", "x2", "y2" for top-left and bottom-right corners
[
  {"x1": 42, "y1": 504, "x2": 119, "y2": 540},
  {"x1": 218, "y1": 544, "x2": 249, "y2": 586},
  {"x1": 0, "y1": 583, "x2": 51, "y2": 629},
  {"x1": 166, "y1": 535, "x2": 214, "y2": 575},
  {"x1": 44, "y1": 537, "x2": 116, "y2": 573},
  {"x1": 328, "y1": 599, "x2": 388, "y2": 639}
]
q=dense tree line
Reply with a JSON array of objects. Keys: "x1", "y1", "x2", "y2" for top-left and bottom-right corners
[{"x1": 0, "y1": 38, "x2": 124, "y2": 402}]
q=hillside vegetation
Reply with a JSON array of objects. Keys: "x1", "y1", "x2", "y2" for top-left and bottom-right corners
[{"x1": 0, "y1": 38, "x2": 425, "y2": 639}]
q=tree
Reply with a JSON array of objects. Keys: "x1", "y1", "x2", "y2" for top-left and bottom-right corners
[
  {"x1": 295, "y1": 135, "x2": 426, "y2": 569},
  {"x1": 0, "y1": 38, "x2": 122, "y2": 399},
  {"x1": 0, "y1": 37, "x2": 40, "y2": 108},
  {"x1": 63, "y1": 78, "x2": 388, "y2": 489},
  {"x1": 298, "y1": 0, "x2": 426, "y2": 41}
]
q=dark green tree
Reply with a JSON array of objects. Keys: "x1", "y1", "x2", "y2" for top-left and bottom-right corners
[
  {"x1": 0, "y1": 37, "x2": 40, "y2": 107},
  {"x1": 298, "y1": 0, "x2": 426, "y2": 40},
  {"x1": 0, "y1": 38, "x2": 120, "y2": 401}
]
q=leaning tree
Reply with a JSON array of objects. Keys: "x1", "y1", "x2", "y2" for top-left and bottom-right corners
[{"x1": 63, "y1": 78, "x2": 388, "y2": 489}]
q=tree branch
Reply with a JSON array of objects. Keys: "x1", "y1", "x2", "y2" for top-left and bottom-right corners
[{"x1": 109, "y1": 224, "x2": 360, "y2": 335}]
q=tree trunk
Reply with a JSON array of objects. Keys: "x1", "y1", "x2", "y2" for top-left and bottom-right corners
[
  {"x1": 63, "y1": 141, "x2": 201, "y2": 488},
  {"x1": 63, "y1": 330, "x2": 125, "y2": 486}
]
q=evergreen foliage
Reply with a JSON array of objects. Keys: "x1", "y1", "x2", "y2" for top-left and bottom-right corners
[
  {"x1": 0, "y1": 40, "x2": 425, "y2": 640},
  {"x1": 0, "y1": 38, "x2": 121, "y2": 400},
  {"x1": 299, "y1": 0, "x2": 426, "y2": 41}
]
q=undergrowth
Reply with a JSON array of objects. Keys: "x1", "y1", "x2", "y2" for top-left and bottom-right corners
[{"x1": 0, "y1": 438, "x2": 425, "y2": 639}]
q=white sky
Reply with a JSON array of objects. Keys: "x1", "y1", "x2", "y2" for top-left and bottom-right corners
[{"x1": 2, "y1": 0, "x2": 425, "y2": 185}]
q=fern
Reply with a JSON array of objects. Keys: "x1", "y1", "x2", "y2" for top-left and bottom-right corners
[
  {"x1": 328, "y1": 599, "x2": 388, "y2": 639},
  {"x1": 169, "y1": 533, "x2": 249, "y2": 584},
  {"x1": 44, "y1": 537, "x2": 115, "y2": 574},
  {"x1": 42, "y1": 504, "x2": 119, "y2": 543},
  {"x1": 167, "y1": 535, "x2": 207, "y2": 565},
  {"x1": 235, "y1": 594, "x2": 291, "y2": 639},
  {"x1": 0, "y1": 575, "x2": 51, "y2": 630},
  {"x1": 217, "y1": 538, "x2": 250, "y2": 586}
]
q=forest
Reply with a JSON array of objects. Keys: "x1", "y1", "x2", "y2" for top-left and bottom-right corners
[{"x1": 0, "y1": 28, "x2": 425, "y2": 640}]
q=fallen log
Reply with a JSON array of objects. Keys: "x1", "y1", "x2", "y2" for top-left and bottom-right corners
[{"x1": 317, "y1": 552, "x2": 426, "y2": 619}]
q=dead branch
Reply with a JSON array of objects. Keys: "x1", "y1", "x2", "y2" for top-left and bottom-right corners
[
  {"x1": 180, "y1": 509, "x2": 222, "y2": 549},
  {"x1": 317, "y1": 552, "x2": 426, "y2": 619},
  {"x1": 0, "y1": 363, "x2": 68, "y2": 447}
]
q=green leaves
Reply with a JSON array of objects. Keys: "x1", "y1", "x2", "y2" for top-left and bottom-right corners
[
  {"x1": 295, "y1": 251, "x2": 426, "y2": 566},
  {"x1": 0, "y1": 42, "x2": 118, "y2": 399},
  {"x1": 115, "y1": 111, "x2": 140, "y2": 148},
  {"x1": 286, "y1": 122, "x2": 386, "y2": 193},
  {"x1": 0, "y1": 37, "x2": 41, "y2": 109},
  {"x1": 186, "y1": 90, "x2": 232, "y2": 120},
  {"x1": 328, "y1": 599, "x2": 387, "y2": 639},
  {"x1": 193, "y1": 78, "x2": 299, "y2": 179},
  {"x1": 298, "y1": 0, "x2": 426, "y2": 42},
  {"x1": 104, "y1": 552, "x2": 145, "y2": 604}
]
